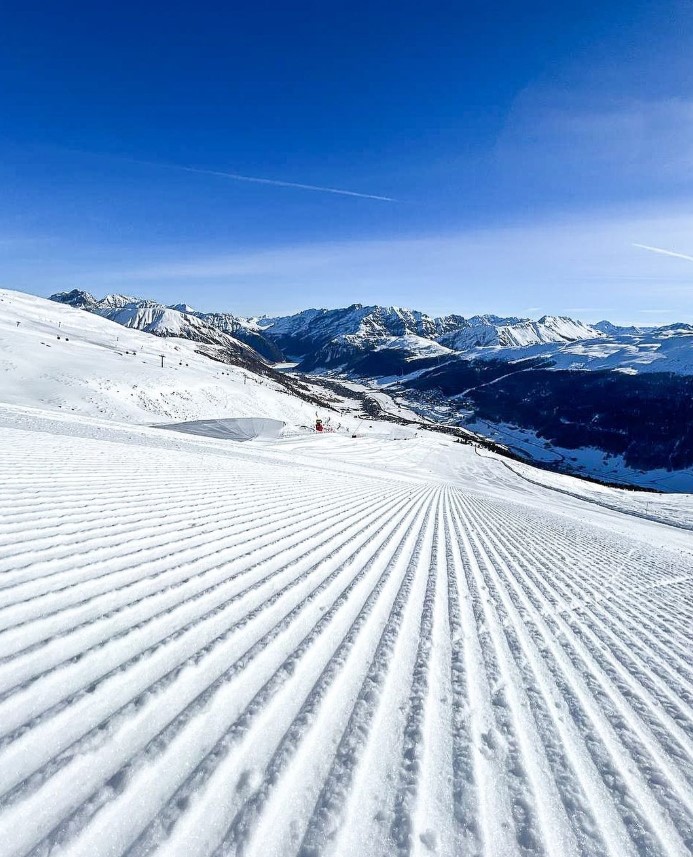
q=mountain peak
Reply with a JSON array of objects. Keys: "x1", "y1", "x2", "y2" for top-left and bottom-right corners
[
  {"x1": 50, "y1": 289, "x2": 97, "y2": 309},
  {"x1": 100, "y1": 293, "x2": 141, "y2": 309}
]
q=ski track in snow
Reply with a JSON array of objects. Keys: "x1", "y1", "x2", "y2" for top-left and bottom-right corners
[{"x1": 0, "y1": 424, "x2": 692, "y2": 857}]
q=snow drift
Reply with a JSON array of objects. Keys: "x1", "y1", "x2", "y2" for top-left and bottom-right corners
[{"x1": 157, "y1": 417, "x2": 286, "y2": 441}]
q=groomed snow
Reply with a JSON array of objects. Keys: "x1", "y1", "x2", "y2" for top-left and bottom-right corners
[{"x1": 1, "y1": 290, "x2": 692, "y2": 857}]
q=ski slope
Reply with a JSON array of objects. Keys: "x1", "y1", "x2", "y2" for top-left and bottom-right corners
[
  {"x1": 1, "y1": 404, "x2": 692, "y2": 857},
  {"x1": 0, "y1": 289, "x2": 333, "y2": 427},
  {"x1": 1, "y1": 289, "x2": 692, "y2": 856}
]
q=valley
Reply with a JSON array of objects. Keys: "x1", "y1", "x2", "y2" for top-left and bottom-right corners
[{"x1": 50, "y1": 290, "x2": 693, "y2": 490}]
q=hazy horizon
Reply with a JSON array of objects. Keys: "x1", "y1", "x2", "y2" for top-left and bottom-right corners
[{"x1": 11, "y1": 283, "x2": 684, "y2": 328}]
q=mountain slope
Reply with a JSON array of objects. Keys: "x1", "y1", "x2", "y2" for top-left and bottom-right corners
[
  {"x1": 594, "y1": 320, "x2": 643, "y2": 336},
  {"x1": 2, "y1": 287, "x2": 692, "y2": 857},
  {"x1": 44, "y1": 289, "x2": 693, "y2": 487},
  {"x1": 392, "y1": 319, "x2": 693, "y2": 490},
  {"x1": 50, "y1": 292, "x2": 607, "y2": 370},
  {"x1": 1, "y1": 289, "x2": 332, "y2": 425},
  {"x1": 50, "y1": 290, "x2": 282, "y2": 362},
  {"x1": 0, "y1": 382, "x2": 691, "y2": 857},
  {"x1": 438, "y1": 314, "x2": 602, "y2": 350},
  {"x1": 259, "y1": 306, "x2": 603, "y2": 368}
]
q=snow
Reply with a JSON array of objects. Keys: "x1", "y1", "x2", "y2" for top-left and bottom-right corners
[
  {"x1": 106, "y1": 304, "x2": 193, "y2": 336},
  {"x1": 465, "y1": 418, "x2": 693, "y2": 493},
  {"x1": 462, "y1": 327, "x2": 693, "y2": 375},
  {"x1": 439, "y1": 315, "x2": 602, "y2": 351},
  {"x1": 158, "y1": 417, "x2": 286, "y2": 441},
  {"x1": 0, "y1": 289, "x2": 692, "y2": 857},
  {"x1": 99, "y1": 293, "x2": 139, "y2": 309},
  {"x1": 0, "y1": 289, "x2": 330, "y2": 427},
  {"x1": 376, "y1": 334, "x2": 453, "y2": 358},
  {"x1": 260, "y1": 306, "x2": 603, "y2": 355}
]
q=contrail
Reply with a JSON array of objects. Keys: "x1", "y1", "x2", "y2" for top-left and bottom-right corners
[
  {"x1": 130, "y1": 156, "x2": 396, "y2": 202},
  {"x1": 632, "y1": 243, "x2": 693, "y2": 263}
]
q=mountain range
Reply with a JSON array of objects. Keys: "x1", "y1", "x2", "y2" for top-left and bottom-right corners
[
  {"x1": 51, "y1": 289, "x2": 693, "y2": 488},
  {"x1": 52, "y1": 289, "x2": 613, "y2": 362}
]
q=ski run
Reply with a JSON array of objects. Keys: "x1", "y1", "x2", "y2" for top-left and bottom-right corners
[{"x1": 1, "y1": 290, "x2": 692, "y2": 856}]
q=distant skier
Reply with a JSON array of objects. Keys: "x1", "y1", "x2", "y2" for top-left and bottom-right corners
[{"x1": 315, "y1": 418, "x2": 323, "y2": 432}]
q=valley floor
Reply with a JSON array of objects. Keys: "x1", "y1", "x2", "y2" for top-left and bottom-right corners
[{"x1": 0, "y1": 406, "x2": 692, "y2": 857}]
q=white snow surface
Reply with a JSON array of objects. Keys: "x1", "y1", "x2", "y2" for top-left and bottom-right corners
[
  {"x1": 0, "y1": 289, "x2": 330, "y2": 427},
  {"x1": 260, "y1": 305, "x2": 450, "y2": 342},
  {"x1": 439, "y1": 315, "x2": 602, "y2": 350},
  {"x1": 259, "y1": 306, "x2": 602, "y2": 353},
  {"x1": 376, "y1": 334, "x2": 453, "y2": 357},
  {"x1": 158, "y1": 417, "x2": 286, "y2": 441},
  {"x1": 0, "y1": 290, "x2": 692, "y2": 857},
  {"x1": 462, "y1": 327, "x2": 693, "y2": 375}
]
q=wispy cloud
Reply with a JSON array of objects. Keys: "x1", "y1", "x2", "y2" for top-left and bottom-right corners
[
  {"x1": 119, "y1": 155, "x2": 396, "y2": 202},
  {"x1": 12, "y1": 203, "x2": 693, "y2": 320},
  {"x1": 495, "y1": 93, "x2": 693, "y2": 190},
  {"x1": 632, "y1": 243, "x2": 693, "y2": 263}
]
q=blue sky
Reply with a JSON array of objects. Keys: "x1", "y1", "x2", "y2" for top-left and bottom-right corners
[{"x1": 1, "y1": 0, "x2": 693, "y2": 322}]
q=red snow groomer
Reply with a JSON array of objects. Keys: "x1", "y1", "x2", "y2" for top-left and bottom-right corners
[{"x1": 315, "y1": 418, "x2": 324, "y2": 432}]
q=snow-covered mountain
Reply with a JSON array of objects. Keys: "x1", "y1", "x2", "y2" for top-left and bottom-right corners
[
  {"x1": 593, "y1": 320, "x2": 643, "y2": 336},
  {"x1": 652, "y1": 322, "x2": 693, "y2": 338},
  {"x1": 438, "y1": 314, "x2": 602, "y2": 351},
  {"x1": 51, "y1": 291, "x2": 238, "y2": 347},
  {"x1": 397, "y1": 322, "x2": 693, "y2": 487},
  {"x1": 260, "y1": 304, "x2": 463, "y2": 342},
  {"x1": 260, "y1": 305, "x2": 602, "y2": 353},
  {"x1": 254, "y1": 305, "x2": 603, "y2": 370},
  {"x1": 2, "y1": 290, "x2": 693, "y2": 857},
  {"x1": 52, "y1": 292, "x2": 608, "y2": 372},
  {"x1": 52, "y1": 292, "x2": 693, "y2": 375},
  {"x1": 100, "y1": 302, "x2": 234, "y2": 345},
  {"x1": 434, "y1": 325, "x2": 693, "y2": 377},
  {"x1": 2, "y1": 289, "x2": 330, "y2": 423},
  {"x1": 256, "y1": 304, "x2": 464, "y2": 362},
  {"x1": 51, "y1": 290, "x2": 281, "y2": 361},
  {"x1": 45, "y1": 289, "x2": 693, "y2": 486}
]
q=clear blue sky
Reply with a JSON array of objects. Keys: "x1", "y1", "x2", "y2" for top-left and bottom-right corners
[{"x1": 2, "y1": 0, "x2": 693, "y2": 322}]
